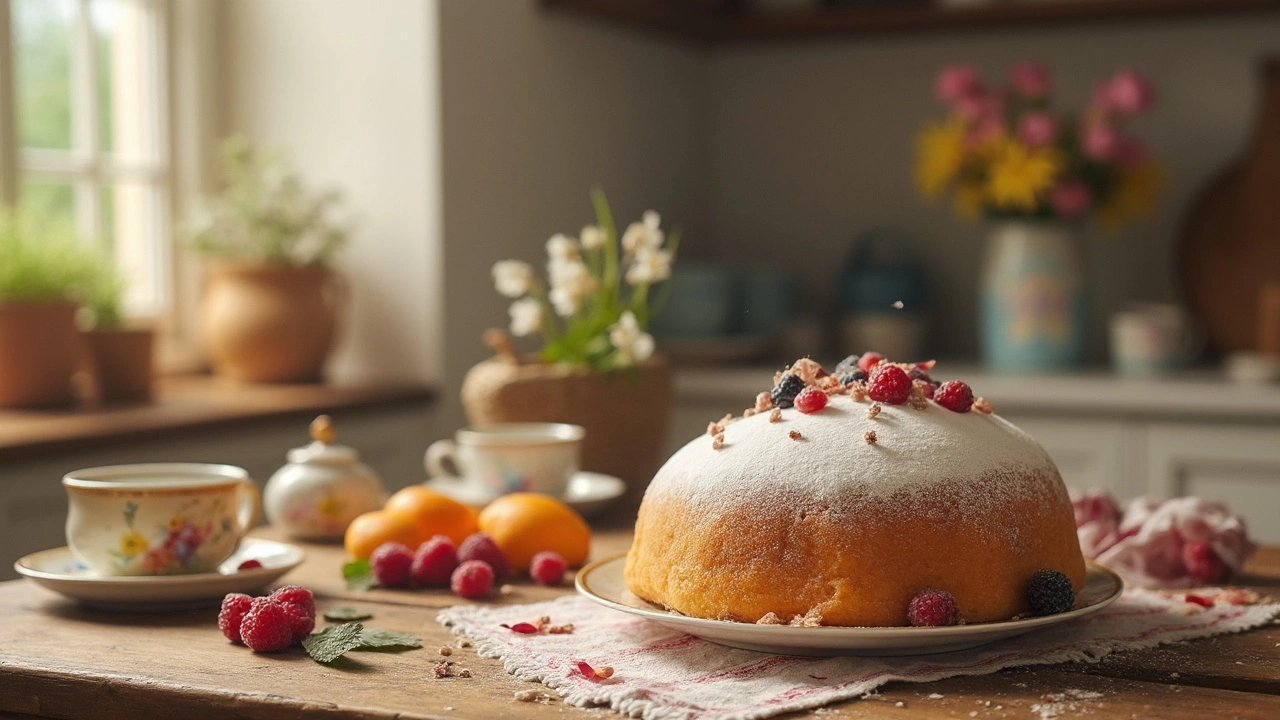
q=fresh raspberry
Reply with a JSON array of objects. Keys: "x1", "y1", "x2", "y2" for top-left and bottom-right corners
[
  {"x1": 934, "y1": 380, "x2": 974, "y2": 413},
  {"x1": 218, "y1": 593, "x2": 253, "y2": 644},
  {"x1": 856, "y1": 351, "x2": 883, "y2": 375},
  {"x1": 867, "y1": 364, "x2": 911, "y2": 405},
  {"x1": 1183, "y1": 542, "x2": 1228, "y2": 584},
  {"x1": 529, "y1": 551, "x2": 568, "y2": 586},
  {"x1": 1026, "y1": 568, "x2": 1075, "y2": 616},
  {"x1": 451, "y1": 560, "x2": 495, "y2": 599},
  {"x1": 411, "y1": 535, "x2": 458, "y2": 587},
  {"x1": 371, "y1": 542, "x2": 415, "y2": 588},
  {"x1": 270, "y1": 585, "x2": 315, "y2": 617},
  {"x1": 239, "y1": 598, "x2": 295, "y2": 652},
  {"x1": 907, "y1": 588, "x2": 959, "y2": 627},
  {"x1": 280, "y1": 602, "x2": 315, "y2": 642},
  {"x1": 457, "y1": 533, "x2": 510, "y2": 578},
  {"x1": 793, "y1": 386, "x2": 828, "y2": 414},
  {"x1": 770, "y1": 373, "x2": 805, "y2": 410},
  {"x1": 237, "y1": 559, "x2": 263, "y2": 571}
]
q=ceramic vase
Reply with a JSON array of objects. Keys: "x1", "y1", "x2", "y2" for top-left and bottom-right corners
[
  {"x1": 84, "y1": 328, "x2": 154, "y2": 403},
  {"x1": 0, "y1": 301, "x2": 80, "y2": 408},
  {"x1": 979, "y1": 220, "x2": 1087, "y2": 373},
  {"x1": 460, "y1": 356, "x2": 672, "y2": 507},
  {"x1": 200, "y1": 262, "x2": 340, "y2": 383}
]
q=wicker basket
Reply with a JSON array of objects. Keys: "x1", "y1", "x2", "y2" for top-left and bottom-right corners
[{"x1": 461, "y1": 356, "x2": 673, "y2": 507}]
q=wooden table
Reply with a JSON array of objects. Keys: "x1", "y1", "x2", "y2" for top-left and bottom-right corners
[{"x1": 1, "y1": 530, "x2": 1278, "y2": 720}]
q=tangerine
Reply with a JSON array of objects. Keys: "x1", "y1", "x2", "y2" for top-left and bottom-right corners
[
  {"x1": 383, "y1": 485, "x2": 478, "y2": 545},
  {"x1": 343, "y1": 509, "x2": 424, "y2": 559},
  {"x1": 476, "y1": 493, "x2": 591, "y2": 570}
]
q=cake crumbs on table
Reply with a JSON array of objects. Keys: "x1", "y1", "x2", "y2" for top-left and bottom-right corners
[
  {"x1": 864, "y1": 430, "x2": 878, "y2": 445},
  {"x1": 514, "y1": 689, "x2": 556, "y2": 703},
  {"x1": 438, "y1": 646, "x2": 452, "y2": 656},
  {"x1": 927, "y1": 693, "x2": 944, "y2": 699},
  {"x1": 894, "y1": 701, "x2": 905, "y2": 708},
  {"x1": 866, "y1": 402, "x2": 881, "y2": 419},
  {"x1": 455, "y1": 637, "x2": 473, "y2": 648},
  {"x1": 789, "y1": 429, "x2": 802, "y2": 441},
  {"x1": 499, "y1": 584, "x2": 515, "y2": 596},
  {"x1": 769, "y1": 408, "x2": 782, "y2": 422},
  {"x1": 756, "y1": 612, "x2": 783, "y2": 625}
]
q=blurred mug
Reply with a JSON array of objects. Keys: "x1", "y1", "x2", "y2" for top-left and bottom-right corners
[
  {"x1": 1110, "y1": 304, "x2": 1203, "y2": 377},
  {"x1": 424, "y1": 423, "x2": 584, "y2": 499}
]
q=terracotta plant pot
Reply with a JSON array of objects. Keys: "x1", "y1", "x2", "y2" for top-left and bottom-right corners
[
  {"x1": 0, "y1": 301, "x2": 81, "y2": 408},
  {"x1": 461, "y1": 356, "x2": 673, "y2": 506},
  {"x1": 84, "y1": 328, "x2": 154, "y2": 403},
  {"x1": 200, "y1": 262, "x2": 340, "y2": 383}
]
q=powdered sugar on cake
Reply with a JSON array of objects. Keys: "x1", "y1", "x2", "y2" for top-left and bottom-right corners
[{"x1": 651, "y1": 397, "x2": 1056, "y2": 504}]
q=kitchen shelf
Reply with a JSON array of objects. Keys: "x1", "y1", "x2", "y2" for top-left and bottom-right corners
[{"x1": 542, "y1": 0, "x2": 1280, "y2": 43}]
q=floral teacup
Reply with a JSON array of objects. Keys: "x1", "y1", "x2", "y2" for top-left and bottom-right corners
[{"x1": 63, "y1": 463, "x2": 260, "y2": 576}]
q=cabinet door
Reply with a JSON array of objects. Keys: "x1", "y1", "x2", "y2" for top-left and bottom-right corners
[
  {"x1": 1145, "y1": 424, "x2": 1280, "y2": 545},
  {"x1": 1002, "y1": 416, "x2": 1136, "y2": 498}
]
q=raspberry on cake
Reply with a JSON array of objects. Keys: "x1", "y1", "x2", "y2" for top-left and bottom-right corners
[{"x1": 624, "y1": 354, "x2": 1087, "y2": 627}]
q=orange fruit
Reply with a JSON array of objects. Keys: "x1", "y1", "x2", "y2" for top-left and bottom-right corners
[
  {"x1": 477, "y1": 492, "x2": 591, "y2": 570},
  {"x1": 344, "y1": 509, "x2": 424, "y2": 559},
  {"x1": 383, "y1": 486, "x2": 479, "y2": 545}
]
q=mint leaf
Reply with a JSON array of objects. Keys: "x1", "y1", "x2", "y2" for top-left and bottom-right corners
[
  {"x1": 303, "y1": 622, "x2": 365, "y2": 664},
  {"x1": 354, "y1": 628, "x2": 421, "y2": 651},
  {"x1": 342, "y1": 559, "x2": 375, "y2": 591},
  {"x1": 323, "y1": 606, "x2": 373, "y2": 622}
]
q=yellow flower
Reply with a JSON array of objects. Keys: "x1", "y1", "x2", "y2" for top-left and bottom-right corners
[
  {"x1": 986, "y1": 140, "x2": 1061, "y2": 211},
  {"x1": 168, "y1": 515, "x2": 185, "y2": 532},
  {"x1": 915, "y1": 119, "x2": 967, "y2": 199},
  {"x1": 1100, "y1": 161, "x2": 1163, "y2": 232},
  {"x1": 120, "y1": 531, "x2": 149, "y2": 557}
]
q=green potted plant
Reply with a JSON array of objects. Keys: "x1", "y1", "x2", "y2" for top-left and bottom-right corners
[
  {"x1": 0, "y1": 210, "x2": 98, "y2": 408},
  {"x1": 81, "y1": 265, "x2": 154, "y2": 403},
  {"x1": 461, "y1": 189, "x2": 678, "y2": 503},
  {"x1": 185, "y1": 136, "x2": 348, "y2": 383}
]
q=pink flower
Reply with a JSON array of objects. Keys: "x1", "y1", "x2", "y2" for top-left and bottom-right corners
[
  {"x1": 1009, "y1": 61, "x2": 1050, "y2": 97},
  {"x1": 1082, "y1": 121, "x2": 1121, "y2": 161},
  {"x1": 935, "y1": 64, "x2": 982, "y2": 106},
  {"x1": 1050, "y1": 180, "x2": 1093, "y2": 218},
  {"x1": 1105, "y1": 69, "x2": 1154, "y2": 116},
  {"x1": 965, "y1": 113, "x2": 1006, "y2": 149},
  {"x1": 1115, "y1": 137, "x2": 1148, "y2": 168},
  {"x1": 1017, "y1": 112, "x2": 1057, "y2": 148}
]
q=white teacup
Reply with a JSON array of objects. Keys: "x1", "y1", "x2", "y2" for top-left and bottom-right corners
[
  {"x1": 1110, "y1": 303, "x2": 1204, "y2": 377},
  {"x1": 424, "y1": 423, "x2": 585, "y2": 499},
  {"x1": 63, "y1": 463, "x2": 260, "y2": 576}
]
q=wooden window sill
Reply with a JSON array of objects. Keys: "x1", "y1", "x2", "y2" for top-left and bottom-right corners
[{"x1": 0, "y1": 376, "x2": 436, "y2": 463}]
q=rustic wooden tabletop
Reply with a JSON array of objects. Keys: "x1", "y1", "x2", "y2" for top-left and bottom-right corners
[{"x1": 1, "y1": 529, "x2": 1277, "y2": 720}]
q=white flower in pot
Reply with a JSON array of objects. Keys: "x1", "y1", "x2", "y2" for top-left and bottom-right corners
[{"x1": 185, "y1": 136, "x2": 350, "y2": 383}]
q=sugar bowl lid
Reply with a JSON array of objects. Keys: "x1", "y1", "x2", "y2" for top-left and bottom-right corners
[{"x1": 287, "y1": 415, "x2": 359, "y2": 466}]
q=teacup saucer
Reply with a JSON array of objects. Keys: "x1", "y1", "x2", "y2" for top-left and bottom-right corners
[
  {"x1": 14, "y1": 538, "x2": 305, "y2": 611},
  {"x1": 424, "y1": 471, "x2": 627, "y2": 518}
]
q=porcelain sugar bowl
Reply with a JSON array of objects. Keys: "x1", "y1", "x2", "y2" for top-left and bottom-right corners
[{"x1": 263, "y1": 415, "x2": 387, "y2": 540}]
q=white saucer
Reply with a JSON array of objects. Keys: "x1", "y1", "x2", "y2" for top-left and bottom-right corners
[
  {"x1": 14, "y1": 538, "x2": 305, "y2": 611},
  {"x1": 424, "y1": 471, "x2": 627, "y2": 518},
  {"x1": 577, "y1": 554, "x2": 1123, "y2": 657}
]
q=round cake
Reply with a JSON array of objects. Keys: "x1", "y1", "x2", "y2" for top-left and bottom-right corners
[{"x1": 625, "y1": 357, "x2": 1087, "y2": 628}]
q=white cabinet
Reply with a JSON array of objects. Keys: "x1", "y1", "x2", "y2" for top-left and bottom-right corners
[
  {"x1": 1144, "y1": 424, "x2": 1280, "y2": 545},
  {"x1": 1002, "y1": 416, "x2": 1139, "y2": 498}
]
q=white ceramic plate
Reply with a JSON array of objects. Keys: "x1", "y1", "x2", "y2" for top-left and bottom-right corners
[
  {"x1": 577, "y1": 554, "x2": 1123, "y2": 657},
  {"x1": 14, "y1": 538, "x2": 305, "y2": 611},
  {"x1": 425, "y1": 471, "x2": 626, "y2": 518}
]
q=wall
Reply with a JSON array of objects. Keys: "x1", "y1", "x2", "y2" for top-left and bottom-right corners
[
  {"x1": 221, "y1": 0, "x2": 443, "y2": 388},
  {"x1": 707, "y1": 17, "x2": 1280, "y2": 360},
  {"x1": 439, "y1": 0, "x2": 709, "y2": 430}
]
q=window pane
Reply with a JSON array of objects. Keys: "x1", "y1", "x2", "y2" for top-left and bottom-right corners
[
  {"x1": 91, "y1": 0, "x2": 117, "y2": 154},
  {"x1": 13, "y1": 0, "x2": 76, "y2": 150},
  {"x1": 106, "y1": 181, "x2": 165, "y2": 316},
  {"x1": 20, "y1": 179, "x2": 75, "y2": 228}
]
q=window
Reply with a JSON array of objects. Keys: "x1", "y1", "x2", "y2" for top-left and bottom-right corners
[{"x1": 7, "y1": 0, "x2": 170, "y2": 318}]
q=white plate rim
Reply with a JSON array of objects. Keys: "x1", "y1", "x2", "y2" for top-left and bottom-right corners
[
  {"x1": 13, "y1": 537, "x2": 305, "y2": 585},
  {"x1": 577, "y1": 553, "x2": 1123, "y2": 641}
]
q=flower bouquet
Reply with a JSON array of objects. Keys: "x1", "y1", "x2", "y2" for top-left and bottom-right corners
[
  {"x1": 463, "y1": 190, "x2": 680, "y2": 501},
  {"x1": 915, "y1": 62, "x2": 1162, "y2": 372},
  {"x1": 917, "y1": 62, "x2": 1159, "y2": 229}
]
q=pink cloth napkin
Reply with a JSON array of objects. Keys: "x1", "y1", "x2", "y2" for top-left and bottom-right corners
[{"x1": 438, "y1": 590, "x2": 1278, "y2": 720}]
